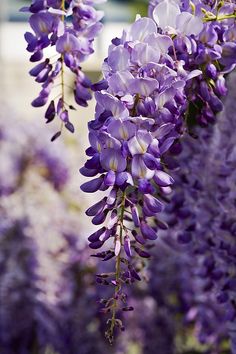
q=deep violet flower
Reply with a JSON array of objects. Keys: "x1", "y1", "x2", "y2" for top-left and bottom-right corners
[
  {"x1": 162, "y1": 73, "x2": 236, "y2": 354},
  {"x1": 22, "y1": 0, "x2": 106, "y2": 139},
  {"x1": 80, "y1": 9, "x2": 200, "y2": 342},
  {"x1": 80, "y1": 0, "x2": 236, "y2": 342}
]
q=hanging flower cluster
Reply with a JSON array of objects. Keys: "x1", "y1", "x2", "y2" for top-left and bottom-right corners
[
  {"x1": 149, "y1": 0, "x2": 236, "y2": 126},
  {"x1": 21, "y1": 0, "x2": 106, "y2": 140},
  {"x1": 3, "y1": 106, "x2": 236, "y2": 353},
  {"x1": 163, "y1": 72, "x2": 236, "y2": 353},
  {"x1": 80, "y1": 0, "x2": 236, "y2": 342}
]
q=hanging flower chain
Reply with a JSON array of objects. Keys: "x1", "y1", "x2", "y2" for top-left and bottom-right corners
[
  {"x1": 81, "y1": 0, "x2": 236, "y2": 342},
  {"x1": 21, "y1": 0, "x2": 106, "y2": 140}
]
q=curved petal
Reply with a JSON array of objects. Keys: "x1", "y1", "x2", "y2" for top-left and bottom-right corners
[
  {"x1": 100, "y1": 148, "x2": 127, "y2": 173},
  {"x1": 128, "y1": 17, "x2": 157, "y2": 42},
  {"x1": 132, "y1": 156, "x2": 155, "y2": 180},
  {"x1": 80, "y1": 176, "x2": 103, "y2": 193},
  {"x1": 154, "y1": 170, "x2": 174, "y2": 187},
  {"x1": 153, "y1": 0, "x2": 180, "y2": 31},
  {"x1": 176, "y1": 12, "x2": 204, "y2": 36}
]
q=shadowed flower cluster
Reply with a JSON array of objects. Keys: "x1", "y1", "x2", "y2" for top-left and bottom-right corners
[{"x1": 162, "y1": 73, "x2": 236, "y2": 354}]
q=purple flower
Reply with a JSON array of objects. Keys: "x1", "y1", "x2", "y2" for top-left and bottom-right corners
[
  {"x1": 79, "y1": 0, "x2": 236, "y2": 342},
  {"x1": 161, "y1": 72, "x2": 236, "y2": 353},
  {"x1": 100, "y1": 149, "x2": 127, "y2": 173},
  {"x1": 29, "y1": 12, "x2": 55, "y2": 37},
  {"x1": 56, "y1": 32, "x2": 81, "y2": 53},
  {"x1": 24, "y1": 0, "x2": 106, "y2": 139}
]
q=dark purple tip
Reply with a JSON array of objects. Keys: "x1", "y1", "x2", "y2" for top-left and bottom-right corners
[
  {"x1": 65, "y1": 121, "x2": 75, "y2": 133},
  {"x1": 51, "y1": 131, "x2": 61, "y2": 142},
  {"x1": 134, "y1": 247, "x2": 150, "y2": 258},
  {"x1": 89, "y1": 240, "x2": 104, "y2": 249},
  {"x1": 80, "y1": 176, "x2": 103, "y2": 193},
  {"x1": 80, "y1": 166, "x2": 98, "y2": 177},
  {"x1": 141, "y1": 222, "x2": 157, "y2": 240}
]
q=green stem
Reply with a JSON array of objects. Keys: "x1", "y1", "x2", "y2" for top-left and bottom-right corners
[
  {"x1": 61, "y1": 55, "x2": 65, "y2": 102},
  {"x1": 60, "y1": 0, "x2": 66, "y2": 130},
  {"x1": 131, "y1": 95, "x2": 140, "y2": 117},
  {"x1": 109, "y1": 191, "x2": 126, "y2": 341},
  {"x1": 203, "y1": 14, "x2": 236, "y2": 22},
  {"x1": 61, "y1": 0, "x2": 65, "y2": 105},
  {"x1": 61, "y1": 0, "x2": 65, "y2": 12}
]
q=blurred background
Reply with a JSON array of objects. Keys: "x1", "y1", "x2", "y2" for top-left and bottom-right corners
[{"x1": 0, "y1": 1, "x2": 233, "y2": 354}]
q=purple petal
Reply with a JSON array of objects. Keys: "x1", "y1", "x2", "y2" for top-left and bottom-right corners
[
  {"x1": 144, "y1": 194, "x2": 163, "y2": 213},
  {"x1": 107, "y1": 119, "x2": 136, "y2": 141},
  {"x1": 45, "y1": 100, "x2": 55, "y2": 122},
  {"x1": 114, "y1": 237, "x2": 121, "y2": 256},
  {"x1": 80, "y1": 176, "x2": 104, "y2": 193},
  {"x1": 143, "y1": 153, "x2": 158, "y2": 170},
  {"x1": 107, "y1": 211, "x2": 118, "y2": 230},
  {"x1": 128, "y1": 17, "x2": 157, "y2": 42},
  {"x1": 65, "y1": 121, "x2": 75, "y2": 133},
  {"x1": 30, "y1": 51, "x2": 43, "y2": 62},
  {"x1": 159, "y1": 137, "x2": 176, "y2": 154},
  {"x1": 60, "y1": 110, "x2": 69, "y2": 122},
  {"x1": 176, "y1": 12, "x2": 203, "y2": 36},
  {"x1": 134, "y1": 246, "x2": 150, "y2": 258},
  {"x1": 56, "y1": 32, "x2": 80, "y2": 53},
  {"x1": 131, "y1": 206, "x2": 140, "y2": 227},
  {"x1": 89, "y1": 240, "x2": 104, "y2": 249},
  {"x1": 80, "y1": 167, "x2": 98, "y2": 177},
  {"x1": 104, "y1": 170, "x2": 116, "y2": 186},
  {"x1": 31, "y1": 95, "x2": 48, "y2": 107},
  {"x1": 129, "y1": 77, "x2": 158, "y2": 96},
  {"x1": 153, "y1": 1, "x2": 180, "y2": 30},
  {"x1": 132, "y1": 155, "x2": 154, "y2": 180},
  {"x1": 154, "y1": 170, "x2": 174, "y2": 187},
  {"x1": 30, "y1": 13, "x2": 54, "y2": 37},
  {"x1": 92, "y1": 210, "x2": 108, "y2": 225},
  {"x1": 100, "y1": 149, "x2": 127, "y2": 173},
  {"x1": 86, "y1": 198, "x2": 106, "y2": 217},
  {"x1": 138, "y1": 179, "x2": 155, "y2": 194},
  {"x1": 124, "y1": 235, "x2": 132, "y2": 257},
  {"x1": 131, "y1": 43, "x2": 160, "y2": 66},
  {"x1": 132, "y1": 231, "x2": 146, "y2": 245},
  {"x1": 140, "y1": 222, "x2": 157, "y2": 240},
  {"x1": 128, "y1": 132, "x2": 152, "y2": 156},
  {"x1": 108, "y1": 45, "x2": 130, "y2": 72},
  {"x1": 107, "y1": 188, "x2": 117, "y2": 206},
  {"x1": 88, "y1": 227, "x2": 106, "y2": 242}
]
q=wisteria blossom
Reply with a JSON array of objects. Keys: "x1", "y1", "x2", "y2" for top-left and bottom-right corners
[
  {"x1": 21, "y1": 0, "x2": 106, "y2": 140},
  {"x1": 3, "y1": 102, "x2": 236, "y2": 352},
  {"x1": 149, "y1": 0, "x2": 236, "y2": 126},
  {"x1": 19, "y1": 0, "x2": 236, "y2": 345},
  {"x1": 161, "y1": 73, "x2": 236, "y2": 353},
  {"x1": 80, "y1": 0, "x2": 236, "y2": 341}
]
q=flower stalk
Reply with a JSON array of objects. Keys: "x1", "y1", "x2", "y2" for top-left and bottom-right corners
[
  {"x1": 203, "y1": 13, "x2": 236, "y2": 22},
  {"x1": 108, "y1": 190, "x2": 126, "y2": 344},
  {"x1": 82, "y1": 0, "x2": 236, "y2": 342}
]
